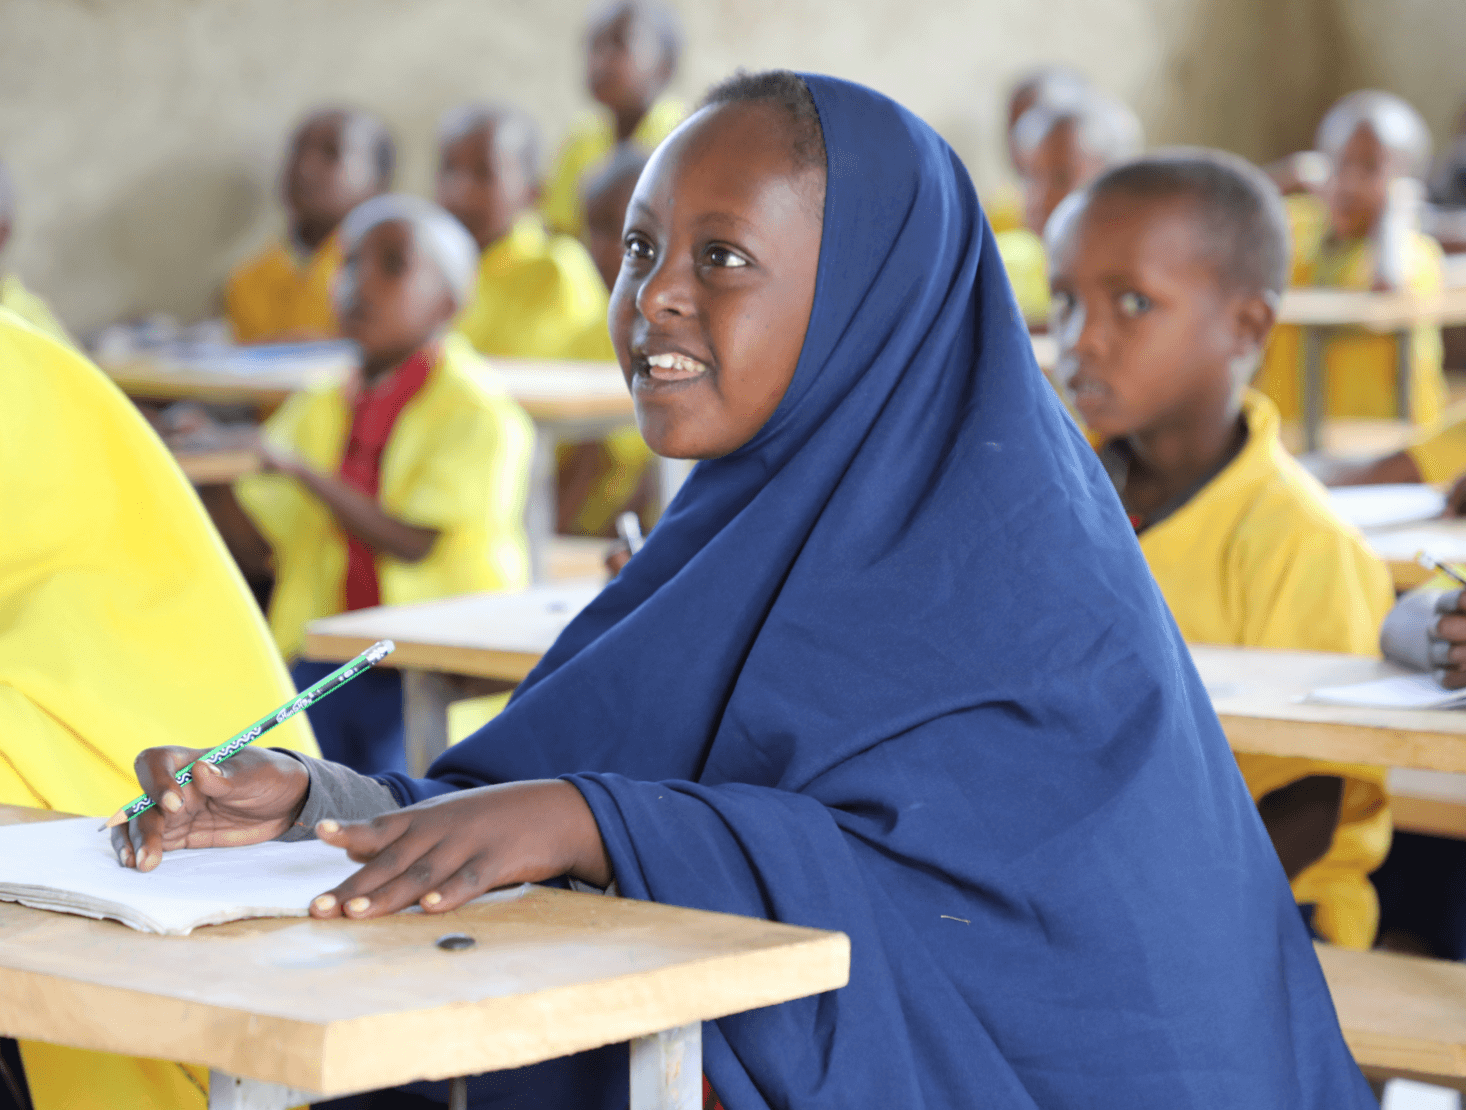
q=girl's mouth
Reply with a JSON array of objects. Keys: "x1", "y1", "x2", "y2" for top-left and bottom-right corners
[{"x1": 644, "y1": 352, "x2": 710, "y2": 381}]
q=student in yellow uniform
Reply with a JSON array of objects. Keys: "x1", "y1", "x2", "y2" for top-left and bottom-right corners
[
  {"x1": 998, "y1": 90, "x2": 1142, "y2": 324},
  {"x1": 206, "y1": 196, "x2": 532, "y2": 776},
  {"x1": 438, "y1": 103, "x2": 607, "y2": 359},
  {"x1": 1048, "y1": 150, "x2": 1394, "y2": 950},
  {"x1": 557, "y1": 145, "x2": 657, "y2": 536},
  {"x1": 986, "y1": 66, "x2": 1090, "y2": 235},
  {"x1": 540, "y1": 0, "x2": 684, "y2": 238},
  {"x1": 224, "y1": 107, "x2": 395, "y2": 344},
  {"x1": 1254, "y1": 90, "x2": 1445, "y2": 425},
  {"x1": 0, "y1": 309, "x2": 317, "y2": 1109},
  {"x1": 0, "y1": 161, "x2": 72, "y2": 346}
]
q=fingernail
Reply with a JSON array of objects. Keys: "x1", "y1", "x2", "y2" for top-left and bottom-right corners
[
  {"x1": 161, "y1": 792, "x2": 182, "y2": 813},
  {"x1": 422, "y1": 892, "x2": 442, "y2": 908},
  {"x1": 345, "y1": 897, "x2": 370, "y2": 915},
  {"x1": 311, "y1": 894, "x2": 336, "y2": 913},
  {"x1": 317, "y1": 819, "x2": 340, "y2": 835},
  {"x1": 194, "y1": 760, "x2": 217, "y2": 776}
]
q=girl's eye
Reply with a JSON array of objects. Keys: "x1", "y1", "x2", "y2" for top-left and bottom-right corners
[
  {"x1": 705, "y1": 245, "x2": 748, "y2": 269},
  {"x1": 624, "y1": 236, "x2": 654, "y2": 262},
  {"x1": 1117, "y1": 291, "x2": 1152, "y2": 318},
  {"x1": 1050, "y1": 291, "x2": 1074, "y2": 317}
]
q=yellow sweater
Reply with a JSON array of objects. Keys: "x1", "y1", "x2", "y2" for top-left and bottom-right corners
[
  {"x1": 984, "y1": 182, "x2": 1026, "y2": 235},
  {"x1": 452, "y1": 215, "x2": 608, "y2": 360},
  {"x1": 224, "y1": 235, "x2": 342, "y2": 344},
  {"x1": 0, "y1": 308, "x2": 318, "y2": 1110},
  {"x1": 1406, "y1": 401, "x2": 1466, "y2": 482},
  {"x1": 1135, "y1": 390, "x2": 1394, "y2": 950},
  {"x1": 237, "y1": 335, "x2": 533, "y2": 659},
  {"x1": 995, "y1": 227, "x2": 1049, "y2": 325},
  {"x1": 540, "y1": 96, "x2": 684, "y2": 237}
]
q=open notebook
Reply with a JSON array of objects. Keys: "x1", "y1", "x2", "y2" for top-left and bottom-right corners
[
  {"x1": 1302, "y1": 673, "x2": 1466, "y2": 710},
  {"x1": 0, "y1": 818, "x2": 525, "y2": 936}
]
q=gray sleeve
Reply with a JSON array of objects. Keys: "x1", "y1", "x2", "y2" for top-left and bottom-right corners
[
  {"x1": 1380, "y1": 588, "x2": 1463, "y2": 674},
  {"x1": 271, "y1": 750, "x2": 401, "y2": 841}
]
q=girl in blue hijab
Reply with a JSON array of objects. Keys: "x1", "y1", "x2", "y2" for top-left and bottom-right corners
[{"x1": 122, "y1": 72, "x2": 1374, "y2": 1108}]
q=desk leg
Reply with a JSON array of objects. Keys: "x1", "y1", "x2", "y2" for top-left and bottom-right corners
[
  {"x1": 1303, "y1": 326, "x2": 1325, "y2": 454},
  {"x1": 403, "y1": 669, "x2": 453, "y2": 776},
  {"x1": 207, "y1": 1071, "x2": 315, "y2": 1110},
  {"x1": 526, "y1": 427, "x2": 555, "y2": 584},
  {"x1": 629, "y1": 1023, "x2": 701, "y2": 1110},
  {"x1": 1395, "y1": 327, "x2": 1412, "y2": 423}
]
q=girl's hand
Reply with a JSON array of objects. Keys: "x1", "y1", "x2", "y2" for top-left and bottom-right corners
[
  {"x1": 308, "y1": 781, "x2": 611, "y2": 919},
  {"x1": 110, "y1": 746, "x2": 311, "y2": 871},
  {"x1": 254, "y1": 431, "x2": 303, "y2": 477}
]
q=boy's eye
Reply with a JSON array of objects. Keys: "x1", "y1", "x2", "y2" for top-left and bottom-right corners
[
  {"x1": 705, "y1": 245, "x2": 748, "y2": 269},
  {"x1": 624, "y1": 235, "x2": 655, "y2": 262},
  {"x1": 1117, "y1": 291, "x2": 1152, "y2": 318}
]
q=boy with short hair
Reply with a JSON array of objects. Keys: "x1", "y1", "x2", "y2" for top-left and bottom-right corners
[
  {"x1": 540, "y1": 0, "x2": 684, "y2": 238},
  {"x1": 437, "y1": 103, "x2": 607, "y2": 359},
  {"x1": 208, "y1": 195, "x2": 533, "y2": 775},
  {"x1": 1048, "y1": 150, "x2": 1394, "y2": 950},
  {"x1": 1254, "y1": 90, "x2": 1446, "y2": 425},
  {"x1": 225, "y1": 107, "x2": 395, "y2": 344},
  {"x1": 985, "y1": 67, "x2": 1090, "y2": 235},
  {"x1": 0, "y1": 160, "x2": 71, "y2": 346}
]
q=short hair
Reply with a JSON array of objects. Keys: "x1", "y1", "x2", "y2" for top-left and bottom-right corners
[
  {"x1": 1316, "y1": 90, "x2": 1432, "y2": 178},
  {"x1": 296, "y1": 108, "x2": 396, "y2": 189},
  {"x1": 0, "y1": 160, "x2": 13, "y2": 224},
  {"x1": 438, "y1": 103, "x2": 545, "y2": 185},
  {"x1": 581, "y1": 142, "x2": 649, "y2": 203},
  {"x1": 590, "y1": 1, "x2": 683, "y2": 76},
  {"x1": 1069, "y1": 148, "x2": 1292, "y2": 297},
  {"x1": 1007, "y1": 66, "x2": 1089, "y2": 119},
  {"x1": 337, "y1": 194, "x2": 480, "y2": 310},
  {"x1": 1014, "y1": 91, "x2": 1143, "y2": 166},
  {"x1": 700, "y1": 69, "x2": 827, "y2": 178}
]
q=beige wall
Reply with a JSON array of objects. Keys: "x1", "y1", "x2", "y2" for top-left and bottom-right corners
[{"x1": 1, "y1": 0, "x2": 1463, "y2": 335}]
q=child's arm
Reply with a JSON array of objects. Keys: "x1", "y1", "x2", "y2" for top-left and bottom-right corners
[
  {"x1": 262, "y1": 438, "x2": 439, "y2": 563},
  {"x1": 1256, "y1": 775, "x2": 1345, "y2": 879}
]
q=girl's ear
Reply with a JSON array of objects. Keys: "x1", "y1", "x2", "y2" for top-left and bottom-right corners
[{"x1": 1234, "y1": 290, "x2": 1276, "y2": 357}]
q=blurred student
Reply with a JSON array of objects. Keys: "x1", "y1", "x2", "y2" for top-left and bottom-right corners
[
  {"x1": 437, "y1": 104, "x2": 606, "y2": 359},
  {"x1": 1048, "y1": 150, "x2": 1393, "y2": 950},
  {"x1": 225, "y1": 107, "x2": 395, "y2": 344},
  {"x1": 205, "y1": 196, "x2": 532, "y2": 775},
  {"x1": 0, "y1": 310, "x2": 317, "y2": 1109},
  {"x1": 557, "y1": 145, "x2": 657, "y2": 536},
  {"x1": 1254, "y1": 90, "x2": 1446, "y2": 425},
  {"x1": 540, "y1": 0, "x2": 684, "y2": 237},
  {"x1": 986, "y1": 66, "x2": 1090, "y2": 234},
  {"x1": 1428, "y1": 100, "x2": 1466, "y2": 209},
  {"x1": 0, "y1": 161, "x2": 71, "y2": 346},
  {"x1": 999, "y1": 90, "x2": 1141, "y2": 325}
]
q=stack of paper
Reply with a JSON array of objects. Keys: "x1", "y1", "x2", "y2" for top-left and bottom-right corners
[
  {"x1": 1303, "y1": 673, "x2": 1466, "y2": 710},
  {"x1": 1329, "y1": 485, "x2": 1447, "y2": 531}
]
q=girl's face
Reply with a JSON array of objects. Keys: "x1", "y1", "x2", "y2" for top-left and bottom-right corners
[
  {"x1": 611, "y1": 101, "x2": 824, "y2": 459},
  {"x1": 336, "y1": 221, "x2": 455, "y2": 371},
  {"x1": 1327, "y1": 122, "x2": 1396, "y2": 240}
]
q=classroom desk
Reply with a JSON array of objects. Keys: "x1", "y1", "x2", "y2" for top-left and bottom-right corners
[
  {"x1": 172, "y1": 445, "x2": 261, "y2": 485},
  {"x1": 1276, "y1": 286, "x2": 1466, "y2": 454},
  {"x1": 1358, "y1": 516, "x2": 1466, "y2": 590},
  {"x1": 0, "y1": 805, "x2": 849, "y2": 1110}
]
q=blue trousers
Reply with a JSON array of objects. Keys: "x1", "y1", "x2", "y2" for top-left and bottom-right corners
[
  {"x1": 1372, "y1": 831, "x2": 1466, "y2": 960},
  {"x1": 290, "y1": 660, "x2": 407, "y2": 776}
]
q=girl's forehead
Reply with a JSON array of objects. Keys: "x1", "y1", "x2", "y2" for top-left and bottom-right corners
[{"x1": 633, "y1": 103, "x2": 803, "y2": 208}]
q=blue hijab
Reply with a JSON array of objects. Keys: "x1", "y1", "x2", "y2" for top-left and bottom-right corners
[{"x1": 384, "y1": 76, "x2": 1372, "y2": 1108}]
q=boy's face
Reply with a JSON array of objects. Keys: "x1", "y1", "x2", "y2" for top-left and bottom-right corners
[
  {"x1": 610, "y1": 102, "x2": 822, "y2": 459},
  {"x1": 284, "y1": 112, "x2": 381, "y2": 234},
  {"x1": 1024, "y1": 121, "x2": 1105, "y2": 234},
  {"x1": 437, "y1": 123, "x2": 534, "y2": 252},
  {"x1": 1048, "y1": 193, "x2": 1270, "y2": 441},
  {"x1": 336, "y1": 221, "x2": 455, "y2": 367},
  {"x1": 583, "y1": 174, "x2": 639, "y2": 290},
  {"x1": 1006, "y1": 86, "x2": 1040, "y2": 172},
  {"x1": 1327, "y1": 122, "x2": 1395, "y2": 240},
  {"x1": 587, "y1": 4, "x2": 668, "y2": 115}
]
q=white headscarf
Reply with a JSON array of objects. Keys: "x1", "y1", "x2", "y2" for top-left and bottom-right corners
[{"x1": 336, "y1": 194, "x2": 479, "y2": 311}]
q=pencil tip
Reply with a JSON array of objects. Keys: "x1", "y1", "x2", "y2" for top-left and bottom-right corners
[{"x1": 102, "y1": 810, "x2": 126, "y2": 830}]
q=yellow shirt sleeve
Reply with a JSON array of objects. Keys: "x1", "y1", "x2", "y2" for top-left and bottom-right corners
[{"x1": 1407, "y1": 410, "x2": 1466, "y2": 484}]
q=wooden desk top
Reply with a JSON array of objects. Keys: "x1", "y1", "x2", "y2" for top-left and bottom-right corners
[
  {"x1": 1277, "y1": 286, "x2": 1466, "y2": 331},
  {"x1": 303, "y1": 583, "x2": 602, "y2": 682},
  {"x1": 0, "y1": 805, "x2": 848, "y2": 1096},
  {"x1": 1192, "y1": 644, "x2": 1466, "y2": 773},
  {"x1": 173, "y1": 445, "x2": 261, "y2": 485}
]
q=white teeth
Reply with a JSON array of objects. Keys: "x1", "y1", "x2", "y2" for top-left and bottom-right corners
[{"x1": 645, "y1": 352, "x2": 708, "y2": 374}]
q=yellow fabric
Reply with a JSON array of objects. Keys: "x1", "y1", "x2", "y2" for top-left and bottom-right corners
[
  {"x1": 1135, "y1": 389, "x2": 1394, "y2": 950},
  {"x1": 452, "y1": 215, "x2": 608, "y2": 360},
  {"x1": 224, "y1": 236, "x2": 342, "y2": 344},
  {"x1": 1406, "y1": 401, "x2": 1466, "y2": 483},
  {"x1": 995, "y1": 227, "x2": 1050, "y2": 324},
  {"x1": 0, "y1": 309, "x2": 317, "y2": 1110},
  {"x1": 985, "y1": 182, "x2": 1025, "y2": 235},
  {"x1": 0, "y1": 274, "x2": 71, "y2": 347},
  {"x1": 541, "y1": 96, "x2": 685, "y2": 237},
  {"x1": 1255, "y1": 222, "x2": 1446, "y2": 425},
  {"x1": 236, "y1": 334, "x2": 533, "y2": 660}
]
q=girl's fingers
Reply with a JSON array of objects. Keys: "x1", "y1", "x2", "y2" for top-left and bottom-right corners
[
  {"x1": 316, "y1": 814, "x2": 408, "y2": 863},
  {"x1": 310, "y1": 816, "x2": 426, "y2": 916},
  {"x1": 333, "y1": 846, "x2": 473, "y2": 919},
  {"x1": 415, "y1": 855, "x2": 499, "y2": 914}
]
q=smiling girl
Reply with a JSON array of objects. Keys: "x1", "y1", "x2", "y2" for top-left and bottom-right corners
[{"x1": 118, "y1": 73, "x2": 1372, "y2": 1108}]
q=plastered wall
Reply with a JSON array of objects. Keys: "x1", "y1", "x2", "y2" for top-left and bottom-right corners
[{"x1": 0, "y1": 0, "x2": 1461, "y2": 334}]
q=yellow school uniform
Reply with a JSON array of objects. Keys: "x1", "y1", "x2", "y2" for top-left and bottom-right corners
[
  {"x1": 237, "y1": 334, "x2": 533, "y2": 660},
  {"x1": 540, "y1": 97, "x2": 685, "y2": 237},
  {"x1": 995, "y1": 227, "x2": 1049, "y2": 325},
  {"x1": 0, "y1": 309, "x2": 318, "y2": 1110},
  {"x1": 985, "y1": 182, "x2": 1025, "y2": 235},
  {"x1": 1406, "y1": 402, "x2": 1466, "y2": 483},
  {"x1": 452, "y1": 215, "x2": 608, "y2": 360},
  {"x1": 1254, "y1": 211, "x2": 1446, "y2": 425},
  {"x1": 0, "y1": 274, "x2": 71, "y2": 347},
  {"x1": 1135, "y1": 389, "x2": 1394, "y2": 950},
  {"x1": 224, "y1": 235, "x2": 342, "y2": 344}
]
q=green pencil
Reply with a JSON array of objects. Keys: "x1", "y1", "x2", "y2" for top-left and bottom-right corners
[{"x1": 103, "y1": 639, "x2": 395, "y2": 830}]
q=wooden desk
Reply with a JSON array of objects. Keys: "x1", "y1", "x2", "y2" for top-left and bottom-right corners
[
  {"x1": 0, "y1": 806, "x2": 847, "y2": 1109},
  {"x1": 173, "y1": 446, "x2": 261, "y2": 485}
]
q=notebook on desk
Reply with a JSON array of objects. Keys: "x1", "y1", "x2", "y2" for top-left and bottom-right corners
[
  {"x1": 1302, "y1": 673, "x2": 1466, "y2": 710},
  {"x1": 0, "y1": 817, "x2": 524, "y2": 935}
]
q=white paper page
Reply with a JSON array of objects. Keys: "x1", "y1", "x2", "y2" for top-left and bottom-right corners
[
  {"x1": 1302, "y1": 673, "x2": 1466, "y2": 710},
  {"x1": 1361, "y1": 527, "x2": 1466, "y2": 564},
  {"x1": 1330, "y1": 485, "x2": 1446, "y2": 531}
]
